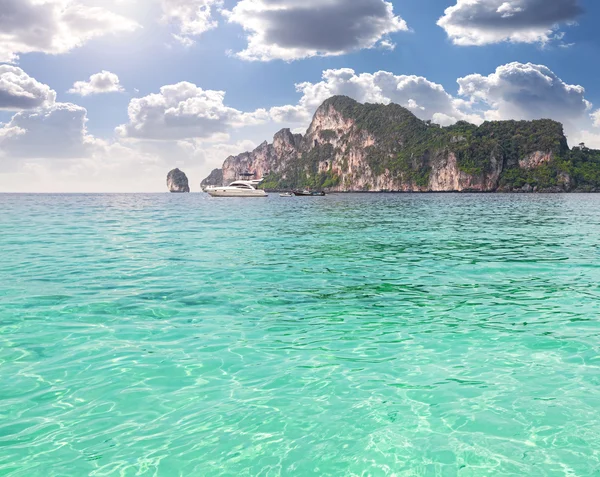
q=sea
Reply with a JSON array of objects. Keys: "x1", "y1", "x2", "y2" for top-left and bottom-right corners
[{"x1": 1, "y1": 193, "x2": 600, "y2": 477}]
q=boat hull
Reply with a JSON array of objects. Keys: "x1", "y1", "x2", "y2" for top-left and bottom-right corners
[
  {"x1": 207, "y1": 188, "x2": 268, "y2": 197},
  {"x1": 293, "y1": 191, "x2": 326, "y2": 196}
]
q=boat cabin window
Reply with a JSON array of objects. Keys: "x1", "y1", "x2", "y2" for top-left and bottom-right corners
[{"x1": 230, "y1": 182, "x2": 253, "y2": 189}]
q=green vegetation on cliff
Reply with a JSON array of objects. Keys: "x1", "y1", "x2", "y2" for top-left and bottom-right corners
[
  {"x1": 445, "y1": 119, "x2": 573, "y2": 191},
  {"x1": 566, "y1": 146, "x2": 600, "y2": 191},
  {"x1": 262, "y1": 143, "x2": 342, "y2": 190},
  {"x1": 261, "y1": 170, "x2": 341, "y2": 190},
  {"x1": 319, "y1": 96, "x2": 599, "y2": 191},
  {"x1": 322, "y1": 96, "x2": 436, "y2": 187}
]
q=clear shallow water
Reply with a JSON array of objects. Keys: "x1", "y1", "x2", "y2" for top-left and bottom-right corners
[{"x1": 1, "y1": 193, "x2": 600, "y2": 477}]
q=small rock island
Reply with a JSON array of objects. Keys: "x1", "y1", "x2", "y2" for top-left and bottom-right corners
[{"x1": 167, "y1": 168, "x2": 190, "y2": 193}]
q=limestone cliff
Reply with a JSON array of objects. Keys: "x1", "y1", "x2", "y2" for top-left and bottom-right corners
[
  {"x1": 203, "y1": 96, "x2": 600, "y2": 193},
  {"x1": 201, "y1": 129, "x2": 302, "y2": 188},
  {"x1": 201, "y1": 168, "x2": 223, "y2": 189},
  {"x1": 167, "y1": 168, "x2": 190, "y2": 193}
]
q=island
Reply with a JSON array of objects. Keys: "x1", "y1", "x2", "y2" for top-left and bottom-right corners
[
  {"x1": 167, "y1": 168, "x2": 190, "y2": 193},
  {"x1": 202, "y1": 95, "x2": 600, "y2": 193}
]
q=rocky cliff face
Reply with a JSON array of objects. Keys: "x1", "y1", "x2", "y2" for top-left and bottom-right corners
[
  {"x1": 202, "y1": 96, "x2": 600, "y2": 193},
  {"x1": 201, "y1": 168, "x2": 223, "y2": 189},
  {"x1": 167, "y1": 168, "x2": 190, "y2": 193},
  {"x1": 202, "y1": 129, "x2": 302, "y2": 188}
]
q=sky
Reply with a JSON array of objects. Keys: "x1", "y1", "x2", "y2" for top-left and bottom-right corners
[{"x1": 1, "y1": 0, "x2": 600, "y2": 192}]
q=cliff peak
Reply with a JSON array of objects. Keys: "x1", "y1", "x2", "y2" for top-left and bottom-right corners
[
  {"x1": 273, "y1": 128, "x2": 302, "y2": 150},
  {"x1": 318, "y1": 95, "x2": 359, "y2": 110}
]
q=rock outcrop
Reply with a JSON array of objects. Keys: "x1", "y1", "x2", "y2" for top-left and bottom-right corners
[
  {"x1": 167, "y1": 169, "x2": 190, "y2": 193},
  {"x1": 201, "y1": 168, "x2": 223, "y2": 189},
  {"x1": 202, "y1": 95, "x2": 600, "y2": 193}
]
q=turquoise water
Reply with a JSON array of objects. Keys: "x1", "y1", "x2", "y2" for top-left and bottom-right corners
[{"x1": 1, "y1": 193, "x2": 600, "y2": 477}]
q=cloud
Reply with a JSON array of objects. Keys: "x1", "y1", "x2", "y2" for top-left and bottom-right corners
[
  {"x1": 0, "y1": 136, "x2": 264, "y2": 192},
  {"x1": 161, "y1": 0, "x2": 223, "y2": 45},
  {"x1": 0, "y1": 70, "x2": 272, "y2": 191},
  {"x1": 592, "y1": 110, "x2": 600, "y2": 128},
  {"x1": 68, "y1": 70, "x2": 125, "y2": 96},
  {"x1": 573, "y1": 130, "x2": 600, "y2": 150},
  {"x1": 0, "y1": 0, "x2": 139, "y2": 63},
  {"x1": 0, "y1": 124, "x2": 26, "y2": 142},
  {"x1": 174, "y1": 138, "x2": 259, "y2": 171},
  {"x1": 581, "y1": 111, "x2": 600, "y2": 148},
  {"x1": 438, "y1": 0, "x2": 583, "y2": 46},
  {"x1": 270, "y1": 68, "x2": 481, "y2": 127},
  {"x1": 269, "y1": 104, "x2": 313, "y2": 124},
  {"x1": 270, "y1": 63, "x2": 597, "y2": 139},
  {"x1": 117, "y1": 81, "x2": 269, "y2": 140},
  {"x1": 0, "y1": 118, "x2": 263, "y2": 192},
  {"x1": 224, "y1": 0, "x2": 408, "y2": 61},
  {"x1": 0, "y1": 102, "x2": 94, "y2": 159},
  {"x1": 0, "y1": 66, "x2": 57, "y2": 110},
  {"x1": 0, "y1": 69, "x2": 94, "y2": 160},
  {"x1": 0, "y1": 138, "x2": 166, "y2": 192},
  {"x1": 0, "y1": 69, "x2": 272, "y2": 192},
  {"x1": 457, "y1": 62, "x2": 591, "y2": 128}
]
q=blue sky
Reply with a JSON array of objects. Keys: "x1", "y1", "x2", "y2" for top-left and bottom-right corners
[{"x1": 1, "y1": 0, "x2": 600, "y2": 191}]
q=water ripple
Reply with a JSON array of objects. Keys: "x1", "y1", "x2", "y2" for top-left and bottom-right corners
[{"x1": 1, "y1": 193, "x2": 600, "y2": 476}]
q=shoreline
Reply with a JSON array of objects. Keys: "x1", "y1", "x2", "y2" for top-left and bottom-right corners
[
  {"x1": 3, "y1": 190, "x2": 600, "y2": 195},
  {"x1": 264, "y1": 189, "x2": 600, "y2": 194}
]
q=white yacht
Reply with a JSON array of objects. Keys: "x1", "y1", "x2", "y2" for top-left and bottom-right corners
[{"x1": 205, "y1": 180, "x2": 268, "y2": 198}]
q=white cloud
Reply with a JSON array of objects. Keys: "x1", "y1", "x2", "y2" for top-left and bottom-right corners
[
  {"x1": 161, "y1": 0, "x2": 223, "y2": 45},
  {"x1": 0, "y1": 102, "x2": 94, "y2": 159},
  {"x1": 172, "y1": 34, "x2": 196, "y2": 47},
  {"x1": 438, "y1": 0, "x2": 582, "y2": 46},
  {"x1": 0, "y1": 120, "x2": 263, "y2": 192},
  {"x1": 0, "y1": 137, "x2": 264, "y2": 192},
  {"x1": 378, "y1": 39, "x2": 396, "y2": 51},
  {"x1": 269, "y1": 68, "x2": 481, "y2": 128},
  {"x1": 269, "y1": 104, "x2": 313, "y2": 124},
  {"x1": 496, "y1": 2, "x2": 523, "y2": 18},
  {"x1": 574, "y1": 131, "x2": 600, "y2": 150},
  {"x1": 0, "y1": 124, "x2": 26, "y2": 142},
  {"x1": 0, "y1": 70, "x2": 273, "y2": 192},
  {"x1": 0, "y1": 70, "x2": 94, "y2": 161},
  {"x1": 290, "y1": 68, "x2": 386, "y2": 110},
  {"x1": 457, "y1": 62, "x2": 591, "y2": 128},
  {"x1": 176, "y1": 138, "x2": 259, "y2": 171},
  {"x1": 224, "y1": 0, "x2": 408, "y2": 61},
  {"x1": 117, "y1": 81, "x2": 269, "y2": 141},
  {"x1": 0, "y1": 104, "x2": 262, "y2": 192},
  {"x1": 592, "y1": 110, "x2": 600, "y2": 128},
  {"x1": 580, "y1": 111, "x2": 600, "y2": 148},
  {"x1": 0, "y1": 139, "x2": 166, "y2": 192},
  {"x1": 0, "y1": 66, "x2": 57, "y2": 110},
  {"x1": 269, "y1": 63, "x2": 598, "y2": 143},
  {"x1": 0, "y1": 0, "x2": 139, "y2": 63},
  {"x1": 68, "y1": 71, "x2": 125, "y2": 96}
]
